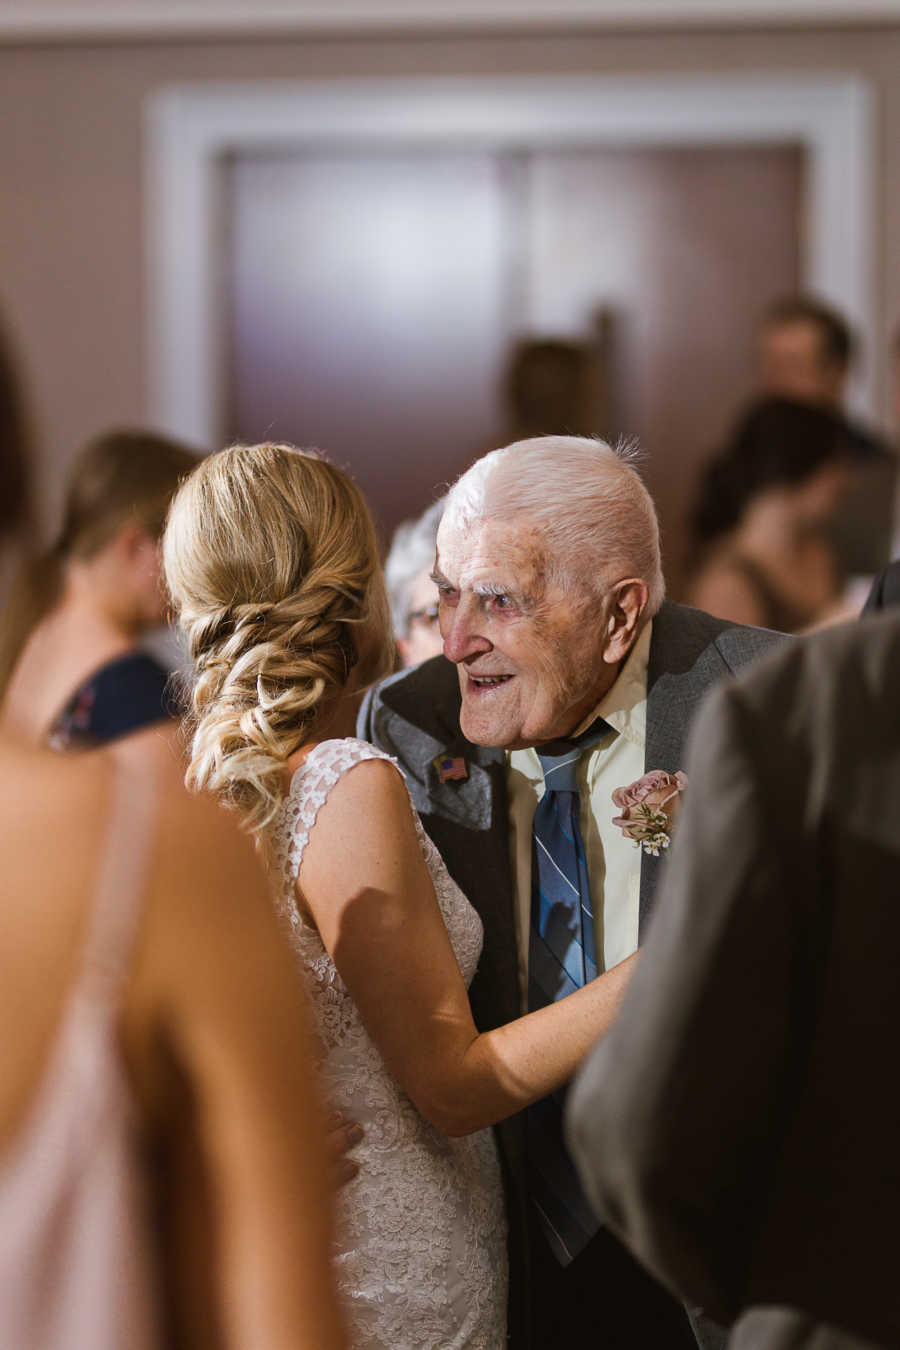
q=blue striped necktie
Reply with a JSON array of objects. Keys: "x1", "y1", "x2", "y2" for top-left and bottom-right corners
[{"x1": 527, "y1": 718, "x2": 611, "y2": 1266}]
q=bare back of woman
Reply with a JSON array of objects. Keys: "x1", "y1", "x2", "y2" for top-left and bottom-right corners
[{"x1": 0, "y1": 736, "x2": 347, "y2": 1350}]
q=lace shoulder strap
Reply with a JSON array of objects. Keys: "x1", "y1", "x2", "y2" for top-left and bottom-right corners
[{"x1": 278, "y1": 737, "x2": 398, "y2": 884}]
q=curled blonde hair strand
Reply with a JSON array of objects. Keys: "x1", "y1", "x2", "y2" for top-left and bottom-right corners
[{"x1": 164, "y1": 443, "x2": 390, "y2": 833}]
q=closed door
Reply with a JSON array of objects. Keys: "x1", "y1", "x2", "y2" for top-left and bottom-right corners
[
  {"x1": 225, "y1": 148, "x2": 514, "y2": 539},
  {"x1": 225, "y1": 142, "x2": 801, "y2": 586}
]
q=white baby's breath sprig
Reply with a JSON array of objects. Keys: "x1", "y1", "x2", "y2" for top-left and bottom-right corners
[{"x1": 629, "y1": 805, "x2": 672, "y2": 856}]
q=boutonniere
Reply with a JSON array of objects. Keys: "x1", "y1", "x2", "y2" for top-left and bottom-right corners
[{"x1": 611, "y1": 770, "x2": 688, "y2": 856}]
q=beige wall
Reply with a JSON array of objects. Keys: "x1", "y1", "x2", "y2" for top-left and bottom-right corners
[{"x1": 2, "y1": 22, "x2": 900, "y2": 533}]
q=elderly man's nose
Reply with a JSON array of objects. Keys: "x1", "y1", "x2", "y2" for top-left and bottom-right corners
[{"x1": 442, "y1": 605, "x2": 490, "y2": 663}]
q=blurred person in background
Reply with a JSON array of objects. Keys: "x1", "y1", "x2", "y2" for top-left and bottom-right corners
[
  {"x1": 504, "y1": 338, "x2": 590, "y2": 441},
  {"x1": 756, "y1": 294, "x2": 896, "y2": 578},
  {"x1": 757, "y1": 295, "x2": 855, "y2": 410},
  {"x1": 384, "y1": 496, "x2": 446, "y2": 668},
  {"x1": 0, "y1": 741, "x2": 350, "y2": 1350},
  {"x1": 0, "y1": 442, "x2": 349, "y2": 1350},
  {"x1": 0, "y1": 428, "x2": 197, "y2": 752},
  {"x1": 687, "y1": 396, "x2": 857, "y2": 631},
  {"x1": 861, "y1": 322, "x2": 900, "y2": 614},
  {"x1": 567, "y1": 611, "x2": 900, "y2": 1350}
]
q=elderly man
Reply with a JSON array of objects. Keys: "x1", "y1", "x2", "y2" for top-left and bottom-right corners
[
  {"x1": 567, "y1": 612, "x2": 900, "y2": 1350},
  {"x1": 359, "y1": 435, "x2": 783, "y2": 1350}
]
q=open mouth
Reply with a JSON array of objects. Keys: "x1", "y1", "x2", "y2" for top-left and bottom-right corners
[{"x1": 467, "y1": 674, "x2": 513, "y2": 690}]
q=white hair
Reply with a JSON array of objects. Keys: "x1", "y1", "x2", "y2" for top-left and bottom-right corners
[
  {"x1": 442, "y1": 436, "x2": 665, "y2": 614},
  {"x1": 384, "y1": 496, "x2": 446, "y2": 638}
]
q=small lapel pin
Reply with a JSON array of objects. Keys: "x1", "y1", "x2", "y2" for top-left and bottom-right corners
[{"x1": 433, "y1": 753, "x2": 468, "y2": 784}]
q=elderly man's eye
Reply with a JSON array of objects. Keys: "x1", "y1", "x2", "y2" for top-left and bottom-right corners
[{"x1": 436, "y1": 583, "x2": 459, "y2": 606}]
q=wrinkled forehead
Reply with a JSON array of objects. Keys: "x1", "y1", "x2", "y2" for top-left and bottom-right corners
[{"x1": 435, "y1": 514, "x2": 549, "y2": 592}]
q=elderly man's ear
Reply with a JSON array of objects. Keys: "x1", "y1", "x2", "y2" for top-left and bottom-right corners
[{"x1": 601, "y1": 579, "x2": 650, "y2": 666}]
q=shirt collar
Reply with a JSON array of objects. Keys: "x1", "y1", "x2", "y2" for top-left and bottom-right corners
[{"x1": 506, "y1": 619, "x2": 652, "y2": 780}]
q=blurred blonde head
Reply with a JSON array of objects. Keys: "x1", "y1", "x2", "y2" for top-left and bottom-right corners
[{"x1": 164, "y1": 443, "x2": 392, "y2": 832}]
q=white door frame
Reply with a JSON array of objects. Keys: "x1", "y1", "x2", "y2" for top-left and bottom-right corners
[
  {"x1": 10, "y1": 2, "x2": 900, "y2": 40},
  {"x1": 146, "y1": 73, "x2": 875, "y2": 448}
]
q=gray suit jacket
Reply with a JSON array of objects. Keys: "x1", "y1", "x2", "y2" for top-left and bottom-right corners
[
  {"x1": 359, "y1": 600, "x2": 784, "y2": 1348},
  {"x1": 567, "y1": 613, "x2": 900, "y2": 1350}
]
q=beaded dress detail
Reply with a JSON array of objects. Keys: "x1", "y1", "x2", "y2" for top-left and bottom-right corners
[{"x1": 270, "y1": 738, "x2": 507, "y2": 1350}]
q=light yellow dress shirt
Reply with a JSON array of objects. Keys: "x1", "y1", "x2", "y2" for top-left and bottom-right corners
[{"x1": 506, "y1": 620, "x2": 652, "y2": 1010}]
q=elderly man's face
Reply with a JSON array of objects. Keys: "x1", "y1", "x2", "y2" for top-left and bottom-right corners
[{"x1": 434, "y1": 516, "x2": 622, "y2": 749}]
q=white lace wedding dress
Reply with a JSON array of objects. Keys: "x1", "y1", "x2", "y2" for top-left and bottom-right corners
[{"x1": 270, "y1": 738, "x2": 508, "y2": 1350}]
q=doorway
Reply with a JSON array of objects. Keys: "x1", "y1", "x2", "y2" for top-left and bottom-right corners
[
  {"x1": 147, "y1": 73, "x2": 873, "y2": 589},
  {"x1": 225, "y1": 142, "x2": 802, "y2": 587}
]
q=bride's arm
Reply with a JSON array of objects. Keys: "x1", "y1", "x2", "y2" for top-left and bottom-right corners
[{"x1": 296, "y1": 757, "x2": 636, "y2": 1138}]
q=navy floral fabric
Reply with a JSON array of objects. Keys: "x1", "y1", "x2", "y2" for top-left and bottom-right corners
[{"x1": 49, "y1": 651, "x2": 180, "y2": 750}]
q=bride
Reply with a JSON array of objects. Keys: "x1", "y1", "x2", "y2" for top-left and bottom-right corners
[{"x1": 163, "y1": 443, "x2": 636, "y2": 1350}]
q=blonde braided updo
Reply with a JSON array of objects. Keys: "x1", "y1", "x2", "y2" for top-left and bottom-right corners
[{"x1": 163, "y1": 443, "x2": 393, "y2": 832}]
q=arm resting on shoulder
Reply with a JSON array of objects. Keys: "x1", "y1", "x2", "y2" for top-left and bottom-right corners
[{"x1": 296, "y1": 757, "x2": 636, "y2": 1138}]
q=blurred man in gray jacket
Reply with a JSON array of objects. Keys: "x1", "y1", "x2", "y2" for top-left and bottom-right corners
[{"x1": 568, "y1": 612, "x2": 900, "y2": 1350}]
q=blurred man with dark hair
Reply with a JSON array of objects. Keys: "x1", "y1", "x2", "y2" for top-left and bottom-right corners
[
  {"x1": 753, "y1": 294, "x2": 895, "y2": 579},
  {"x1": 758, "y1": 295, "x2": 854, "y2": 406}
]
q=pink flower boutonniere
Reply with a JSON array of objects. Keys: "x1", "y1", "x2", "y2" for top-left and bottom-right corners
[{"x1": 611, "y1": 770, "x2": 688, "y2": 857}]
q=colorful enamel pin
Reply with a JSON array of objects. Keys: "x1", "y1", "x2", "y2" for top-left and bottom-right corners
[{"x1": 433, "y1": 754, "x2": 468, "y2": 784}]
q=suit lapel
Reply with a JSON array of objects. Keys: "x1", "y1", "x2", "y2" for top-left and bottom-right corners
[{"x1": 640, "y1": 602, "x2": 733, "y2": 929}]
